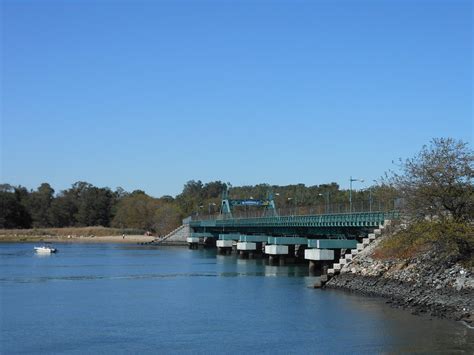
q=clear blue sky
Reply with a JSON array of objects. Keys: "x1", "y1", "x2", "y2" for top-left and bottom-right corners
[{"x1": 1, "y1": 0, "x2": 472, "y2": 197}]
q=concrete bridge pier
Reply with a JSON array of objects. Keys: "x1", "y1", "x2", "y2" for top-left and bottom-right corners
[
  {"x1": 308, "y1": 260, "x2": 317, "y2": 274},
  {"x1": 308, "y1": 260, "x2": 332, "y2": 276},
  {"x1": 216, "y1": 240, "x2": 233, "y2": 255},
  {"x1": 265, "y1": 245, "x2": 289, "y2": 266},
  {"x1": 186, "y1": 237, "x2": 200, "y2": 249},
  {"x1": 237, "y1": 241, "x2": 263, "y2": 259},
  {"x1": 268, "y1": 255, "x2": 278, "y2": 265},
  {"x1": 238, "y1": 250, "x2": 248, "y2": 259},
  {"x1": 217, "y1": 246, "x2": 233, "y2": 255},
  {"x1": 305, "y1": 249, "x2": 335, "y2": 275}
]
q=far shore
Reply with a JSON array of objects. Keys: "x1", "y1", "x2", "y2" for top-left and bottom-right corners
[{"x1": 0, "y1": 235, "x2": 156, "y2": 244}]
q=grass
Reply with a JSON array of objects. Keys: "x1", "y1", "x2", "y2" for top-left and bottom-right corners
[
  {"x1": 373, "y1": 220, "x2": 474, "y2": 267},
  {"x1": 0, "y1": 226, "x2": 146, "y2": 237}
]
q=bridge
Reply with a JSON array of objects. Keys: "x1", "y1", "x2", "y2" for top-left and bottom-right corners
[
  {"x1": 185, "y1": 211, "x2": 398, "y2": 276},
  {"x1": 190, "y1": 211, "x2": 398, "y2": 235},
  {"x1": 169, "y1": 188, "x2": 400, "y2": 277}
]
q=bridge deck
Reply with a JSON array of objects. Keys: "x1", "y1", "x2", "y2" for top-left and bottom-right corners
[{"x1": 190, "y1": 211, "x2": 398, "y2": 229}]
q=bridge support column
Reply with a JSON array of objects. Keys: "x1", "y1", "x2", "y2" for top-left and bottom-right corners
[
  {"x1": 305, "y1": 249, "x2": 335, "y2": 275},
  {"x1": 187, "y1": 237, "x2": 200, "y2": 249},
  {"x1": 265, "y1": 245, "x2": 289, "y2": 266},
  {"x1": 217, "y1": 240, "x2": 233, "y2": 255},
  {"x1": 304, "y1": 248, "x2": 335, "y2": 261},
  {"x1": 218, "y1": 247, "x2": 233, "y2": 255},
  {"x1": 308, "y1": 260, "x2": 332, "y2": 276},
  {"x1": 237, "y1": 242, "x2": 262, "y2": 259}
]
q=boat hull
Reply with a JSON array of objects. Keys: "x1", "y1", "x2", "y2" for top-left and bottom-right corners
[{"x1": 34, "y1": 247, "x2": 57, "y2": 254}]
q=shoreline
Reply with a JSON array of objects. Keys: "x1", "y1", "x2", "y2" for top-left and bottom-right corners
[
  {"x1": 324, "y1": 229, "x2": 473, "y2": 324},
  {"x1": 0, "y1": 235, "x2": 156, "y2": 244},
  {"x1": 325, "y1": 273, "x2": 474, "y2": 323}
]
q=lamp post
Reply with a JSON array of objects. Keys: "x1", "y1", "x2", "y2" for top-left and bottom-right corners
[
  {"x1": 349, "y1": 177, "x2": 364, "y2": 213},
  {"x1": 273, "y1": 193, "x2": 280, "y2": 215},
  {"x1": 197, "y1": 204, "x2": 204, "y2": 217},
  {"x1": 368, "y1": 180, "x2": 377, "y2": 212},
  {"x1": 287, "y1": 197, "x2": 295, "y2": 215},
  {"x1": 208, "y1": 202, "x2": 216, "y2": 215},
  {"x1": 318, "y1": 192, "x2": 330, "y2": 213}
]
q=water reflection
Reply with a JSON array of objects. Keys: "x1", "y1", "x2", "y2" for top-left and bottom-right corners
[{"x1": 34, "y1": 253, "x2": 55, "y2": 258}]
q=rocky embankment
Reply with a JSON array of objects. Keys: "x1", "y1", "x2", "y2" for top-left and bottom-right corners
[{"x1": 325, "y1": 233, "x2": 474, "y2": 324}]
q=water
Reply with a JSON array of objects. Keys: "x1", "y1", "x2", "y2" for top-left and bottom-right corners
[{"x1": 1, "y1": 243, "x2": 472, "y2": 354}]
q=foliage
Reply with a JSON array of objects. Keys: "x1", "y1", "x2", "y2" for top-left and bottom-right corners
[
  {"x1": 75, "y1": 186, "x2": 114, "y2": 226},
  {"x1": 374, "y1": 220, "x2": 474, "y2": 266},
  {"x1": 111, "y1": 193, "x2": 159, "y2": 230},
  {"x1": 385, "y1": 138, "x2": 473, "y2": 221},
  {"x1": 175, "y1": 180, "x2": 226, "y2": 216},
  {"x1": 0, "y1": 190, "x2": 31, "y2": 228},
  {"x1": 24, "y1": 183, "x2": 54, "y2": 227},
  {"x1": 153, "y1": 202, "x2": 181, "y2": 236}
]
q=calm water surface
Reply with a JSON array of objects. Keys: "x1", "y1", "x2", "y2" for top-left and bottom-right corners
[{"x1": 0, "y1": 243, "x2": 472, "y2": 354}]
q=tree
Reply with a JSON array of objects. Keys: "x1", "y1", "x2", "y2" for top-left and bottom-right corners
[
  {"x1": 176, "y1": 180, "x2": 205, "y2": 215},
  {"x1": 153, "y1": 202, "x2": 181, "y2": 236},
  {"x1": 112, "y1": 193, "x2": 159, "y2": 230},
  {"x1": 202, "y1": 181, "x2": 226, "y2": 199},
  {"x1": 48, "y1": 194, "x2": 77, "y2": 227},
  {"x1": 0, "y1": 191, "x2": 31, "y2": 228},
  {"x1": 75, "y1": 187, "x2": 114, "y2": 226},
  {"x1": 24, "y1": 183, "x2": 55, "y2": 227},
  {"x1": 385, "y1": 138, "x2": 473, "y2": 221}
]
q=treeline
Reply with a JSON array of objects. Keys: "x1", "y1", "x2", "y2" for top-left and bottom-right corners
[
  {"x1": 0, "y1": 181, "x2": 183, "y2": 235},
  {"x1": 1, "y1": 138, "x2": 471, "y2": 237},
  {"x1": 0, "y1": 179, "x2": 397, "y2": 234}
]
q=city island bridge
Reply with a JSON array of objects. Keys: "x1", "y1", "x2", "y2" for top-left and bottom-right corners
[{"x1": 163, "y1": 191, "x2": 400, "y2": 277}]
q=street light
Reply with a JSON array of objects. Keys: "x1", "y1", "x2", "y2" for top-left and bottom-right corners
[
  {"x1": 318, "y1": 192, "x2": 330, "y2": 213},
  {"x1": 349, "y1": 176, "x2": 364, "y2": 213},
  {"x1": 208, "y1": 202, "x2": 216, "y2": 215},
  {"x1": 369, "y1": 180, "x2": 377, "y2": 212},
  {"x1": 287, "y1": 197, "x2": 297, "y2": 215},
  {"x1": 197, "y1": 204, "x2": 204, "y2": 217}
]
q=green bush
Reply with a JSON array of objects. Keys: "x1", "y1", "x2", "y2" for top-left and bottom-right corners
[{"x1": 375, "y1": 220, "x2": 474, "y2": 266}]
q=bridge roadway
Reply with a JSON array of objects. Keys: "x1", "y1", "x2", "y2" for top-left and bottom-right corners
[{"x1": 189, "y1": 211, "x2": 398, "y2": 237}]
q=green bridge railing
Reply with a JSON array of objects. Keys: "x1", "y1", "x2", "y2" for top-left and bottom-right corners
[{"x1": 190, "y1": 211, "x2": 399, "y2": 229}]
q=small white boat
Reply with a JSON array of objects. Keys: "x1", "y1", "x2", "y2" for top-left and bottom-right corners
[{"x1": 34, "y1": 246, "x2": 57, "y2": 254}]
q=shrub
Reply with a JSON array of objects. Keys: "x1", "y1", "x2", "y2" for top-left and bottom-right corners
[{"x1": 374, "y1": 220, "x2": 474, "y2": 265}]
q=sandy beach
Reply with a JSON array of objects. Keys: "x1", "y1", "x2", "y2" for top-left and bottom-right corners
[{"x1": 0, "y1": 235, "x2": 156, "y2": 244}]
